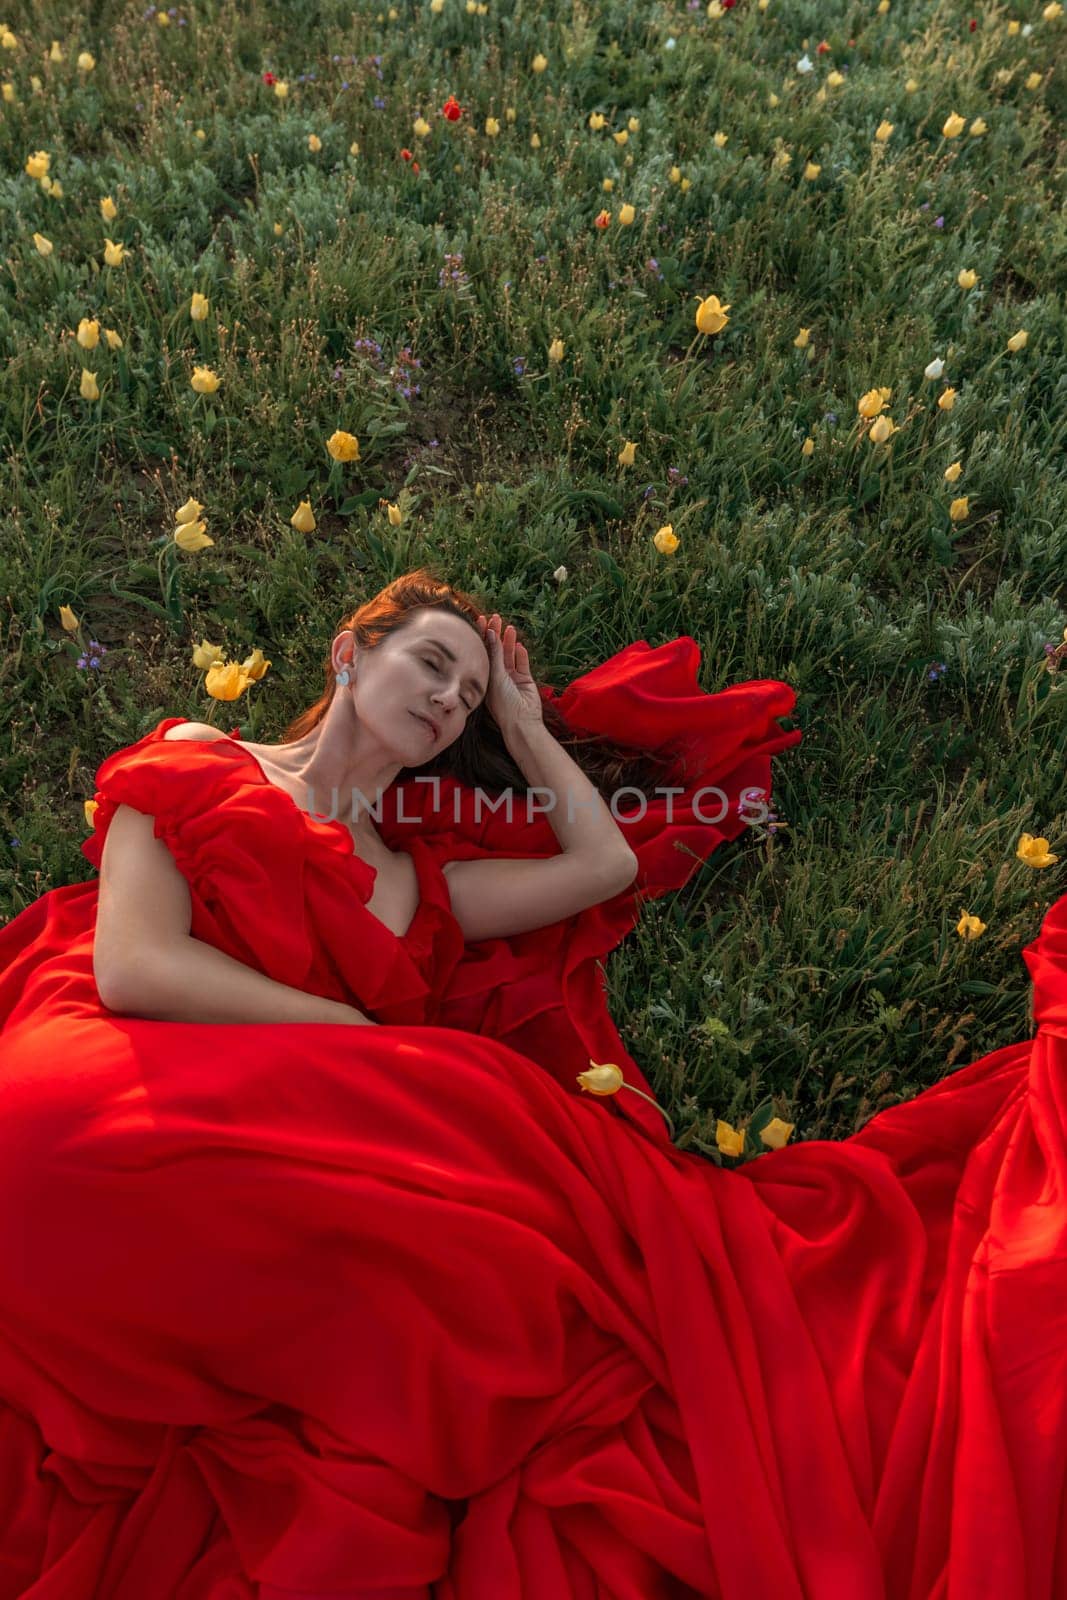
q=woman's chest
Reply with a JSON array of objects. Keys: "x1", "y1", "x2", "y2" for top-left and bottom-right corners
[{"x1": 241, "y1": 746, "x2": 421, "y2": 940}]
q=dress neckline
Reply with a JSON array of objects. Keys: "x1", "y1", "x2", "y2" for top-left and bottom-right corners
[{"x1": 162, "y1": 721, "x2": 430, "y2": 945}]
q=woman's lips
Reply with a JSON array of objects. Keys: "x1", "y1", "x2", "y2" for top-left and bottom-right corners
[{"x1": 411, "y1": 711, "x2": 437, "y2": 738}]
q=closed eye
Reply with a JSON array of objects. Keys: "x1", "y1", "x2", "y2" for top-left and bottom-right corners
[{"x1": 424, "y1": 656, "x2": 474, "y2": 711}]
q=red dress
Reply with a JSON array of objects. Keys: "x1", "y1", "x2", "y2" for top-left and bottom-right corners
[{"x1": 0, "y1": 637, "x2": 1063, "y2": 1599}]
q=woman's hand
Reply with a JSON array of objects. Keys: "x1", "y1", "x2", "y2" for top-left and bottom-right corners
[{"x1": 476, "y1": 612, "x2": 545, "y2": 733}]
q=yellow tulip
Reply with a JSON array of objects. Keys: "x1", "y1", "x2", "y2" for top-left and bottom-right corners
[
  {"x1": 174, "y1": 497, "x2": 204, "y2": 526},
  {"x1": 694, "y1": 294, "x2": 730, "y2": 335},
  {"x1": 59, "y1": 604, "x2": 79, "y2": 632},
  {"x1": 602, "y1": 177, "x2": 614, "y2": 192},
  {"x1": 618, "y1": 440, "x2": 637, "y2": 467},
  {"x1": 668, "y1": 164, "x2": 681, "y2": 183},
  {"x1": 290, "y1": 500, "x2": 316, "y2": 533},
  {"x1": 2, "y1": 84, "x2": 16, "y2": 103},
  {"x1": 205, "y1": 661, "x2": 251, "y2": 701},
  {"x1": 191, "y1": 638, "x2": 226, "y2": 670},
  {"x1": 532, "y1": 52, "x2": 548, "y2": 72},
  {"x1": 1016, "y1": 832, "x2": 1059, "y2": 868},
  {"x1": 84, "y1": 799, "x2": 99, "y2": 829},
  {"x1": 79, "y1": 368, "x2": 100, "y2": 401},
  {"x1": 956, "y1": 911, "x2": 987, "y2": 940},
  {"x1": 174, "y1": 520, "x2": 214, "y2": 551},
  {"x1": 157, "y1": 10, "x2": 170, "y2": 24},
  {"x1": 190, "y1": 365, "x2": 221, "y2": 394},
  {"x1": 589, "y1": 112, "x2": 606, "y2": 131},
  {"x1": 949, "y1": 496, "x2": 970, "y2": 522},
  {"x1": 613, "y1": 129, "x2": 628, "y2": 146},
  {"x1": 413, "y1": 115, "x2": 431, "y2": 137},
  {"x1": 45, "y1": 178, "x2": 64, "y2": 198},
  {"x1": 857, "y1": 388, "x2": 887, "y2": 419},
  {"x1": 385, "y1": 501, "x2": 403, "y2": 526},
  {"x1": 1042, "y1": 1, "x2": 1062, "y2": 16},
  {"x1": 794, "y1": 327, "x2": 811, "y2": 348},
  {"x1": 715, "y1": 1119, "x2": 746, "y2": 1157},
  {"x1": 76, "y1": 317, "x2": 100, "y2": 349},
  {"x1": 430, "y1": 0, "x2": 444, "y2": 11},
  {"x1": 274, "y1": 80, "x2": 289, "y2": 97},
  {"x1": 273, "y1": 221, "x2": 285, "y2": 234},
  {"x1": 308, "y1": 133, "x2": 322, "y2": 152},
  {"x1": 937, "y1": 388, "x2": 957, "y2": 411},
  {"x1": 33, "y1": 232, "x2": 54, "y2": 256},
  {"x1": 49, "y1": 41, "x2": 64, "y2": 62},
  {"x1": 1025, "y1": 71, "x2": 1043, "y2": 90},
  {"x1": 942, "y1": 112, "x2": 966, "y2": 137},
  {"x1": 530, "y1": 132, "x2": 541, "y2": 149},
  {"x1": 103, "y1": 238, "x2": 128, "y2": 266},
  {"x1": 326, "y1": 429, "x2": 361, "y2": 462},
  {"x1": 240, "y1": 647, "x2": 271, "y2": 681},
  {"x1": 826, "y1": 70, "x2": 844, "y2": 87},
  {"x1": 653, "y1": 525, "x2": 679, "y2": 554},
  {"x1": 1006, "y1": 329, "x2": 1029, "y2": 352},
  {"x1": 904, "y1": 77, "x2": 919, "y2": 91},
  {"x1": 803, "y1": 162, "x2": 821, "y2": 180},
  {"x1": 24, "y1": 150, "x2": 50, "y2": 179},
  {"x1": 801, "y1": 437, "x2": 815, "y2": 456},
  {"x1": 969, "y1": 117, "x2": 988, "y2": 136},
  {"x1": 190, "y1": 292, "x2": 210, "y2": 321},
  {"x1": 100, "y1": 195, "x2": 117, "y2": 220},
  {"x1": 957, "y1": 268, "x2": 978, "y2": 289},
  {"x1": 617, "y1": 202, "x2": 635, "y2": 225},
  {"x1": 576, "y1": 1061, "x2": 625, "y2": 1095},
  {"x1": 104, "y1": 328, "x2": 123, "y2": 349},
  {"x1": 712, "y1": 131, "x2": 728, "y2": 148},
  {"x1": 76, "y1": 51, "x2": 95, "y2": 72},
  {"x1": 874, "y1": 121, "x2": 894, "y2": 141},
  {"x1": 485, "y1": 116, "x2": 500, "y2": 136},
  {"x1": 173, "y1": 514, "x2": 207, "y2": 546},
  {"x1": 628, "y1": 116, "x2": 640, "y2": 132},
  {"x1": 759, "y1": 1117, "x2": 795, "y2": 1150},
  {"x1": 547, "y1": 337, "x2": 565, "y2": 363},
  {"x1": 944, "y1": 460, "x2": 963, "y2": 482},
  {"x1": 869, "y1": 415, "x2": 898, "y2": 443}
]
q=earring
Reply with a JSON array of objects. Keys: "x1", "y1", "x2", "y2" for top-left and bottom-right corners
[{"x1": 335, "y1": 668, "x2": 351, "y2": 687}]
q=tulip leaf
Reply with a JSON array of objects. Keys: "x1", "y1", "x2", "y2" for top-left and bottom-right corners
[
  {"x1": 107, "y1": 579, "x2": 172, "y2": 622},
  {"x1": 854, "y1": 474, "x2": 881, "y2": 509},
  {"x1": 548, "y1": 488, "x2": 624, "y2": 526},
  {"x1": 594, "y1": 550, "x2": 626, "y2": 591},
  {"x1": 958, "y1": 980, "x2": 1001, "y2": 995},
  {"x1": 338, "y1": 491, "x2": 380, "y2": 515}
]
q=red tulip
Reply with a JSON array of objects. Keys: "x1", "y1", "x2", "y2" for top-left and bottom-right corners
[
  {"x1": 441, "y1": 95, "x2": 463, "y2": 122},
  {"x1": 262, "y1": 71, "x2": 276, "y2": 86}
]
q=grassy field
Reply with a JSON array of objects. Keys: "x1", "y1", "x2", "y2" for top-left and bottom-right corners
[{"x1": 2, "y1": 0, "x2": 1065, "y2": 1160}]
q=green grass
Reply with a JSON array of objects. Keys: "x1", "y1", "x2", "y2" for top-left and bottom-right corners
[{"x1": 1, "y1": 0, "x2": 1065, "y2": 1158}]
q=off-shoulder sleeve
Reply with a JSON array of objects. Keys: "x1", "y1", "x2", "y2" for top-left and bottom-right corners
[{"x1": 81, "y1": 722, "x2": 325, "y2": 994}]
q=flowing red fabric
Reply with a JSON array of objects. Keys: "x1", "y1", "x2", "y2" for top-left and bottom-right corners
[{"x1": 0, "y1": 635, "x2": 1063, "y2": 1599}]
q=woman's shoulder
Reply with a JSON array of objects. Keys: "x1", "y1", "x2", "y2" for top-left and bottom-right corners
[{"x1": 160, "y1": 721, "x2": 231, "y2": 743}]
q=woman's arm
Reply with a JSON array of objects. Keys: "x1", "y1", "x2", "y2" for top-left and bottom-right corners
[
  {"x1": 502, "y1": 719, "x2": 638, "y2": 869},
  {"x1": 94, "y1": 803, "x2": 375, "y2": 1025},
  {"x1": 100, "y1": 933, "x2": 377, "y2": 1026}
]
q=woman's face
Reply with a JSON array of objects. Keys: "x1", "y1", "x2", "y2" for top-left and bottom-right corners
[{"x1": 342, "y1": 608, "x2": 491, "y2": 756}]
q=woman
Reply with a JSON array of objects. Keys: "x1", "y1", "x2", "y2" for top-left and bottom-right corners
[{"x1": 0, "y1": 569, "x2": 1063, "y2": 1599}]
